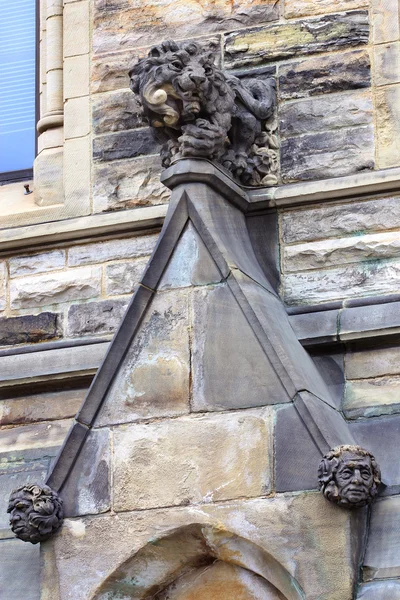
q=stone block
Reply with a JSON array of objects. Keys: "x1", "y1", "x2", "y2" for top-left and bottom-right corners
[
  {"x1": 0, "y1": 262, "x2": 5, "y2": 312},
  {"x1": 64, "y1": 96, "x2": 90, "y2": 139},
  {"x1": 346, "y1": 345, "x2": 400, "y2": 379},
  {"x1": 64, "y1": 136, "x2": 91, "y2": 207},
  {"x1": 96, "y1": 289, "x2": 190, "y2": 426},
  {"x1": 91, "y1": 51, "x2": 132, "y2": 94},
  {"x1": 0, "y1": 313, "x2": 60, "y2": 346},
  {"x1": 358, "y1": 581, "x2": 400, "y2": 599},
  {"x1": 374, "y1": 42, "x2": 400, "y2": 87},
  {"x1": 191, "y1": 284, "x2": 288, "y2": 412},
  {"x1": 280, "y1": 90, "x2": 373, "y2": 138},
  {"x1": 281, "y1": 197, "x2": 400, "y2": 244},
  {"x1": 283, "y1": 259, "x2": 400, "y2": 306},
  {"x1": 105, "y1": 259, "x2": 148, "y2": 296},
  {"x1": 67, "y1": 299, "x2": 129, "y2": 336},
  {"x1": 68, "y1": 234, "x2": 157, "y2": 266},
  {"x1": 92, "y1": 156, "x2": 170, "y2": 213},
  {"x1": 311, "y1": 352, "x2": 345, "y2": 409},
  {"x1": 340, "y1": 301, "x2": 400, "y2": 340},
  {"x1": 10, "y1": 267, "x2": 102, "y2": 309},
  {"x1": 64, "y1": 54, "x2": 89, "y2": 99},
  {"x1": 9, "y1": 250, "x2": 65, "y2": 277},
  {"x1": 364, "y1": 496, "x2": 400, "y2": 580},
  {"x1": 93, "y1": 0, "x2": 278, "y2": 54},
  {"x1": 284, "y1": 0, "x2": 368, "y2": 18},
  {"x1": 93, "y1": 128, "x2": 160, "y2": 162},
  {"x1": 224, "y1": 11, "x2": 369, "y2": 69},
  {"x1": 92, "y1": 89, "x2": 146, "y2": 135},
  {"x1": 344, "y1": 376, "x2": 400, "y2": 418},
  {"x1": 284, "y1": 231, "x2": 400, "y2": 272},
  {"x1": 279, "y1": 50, "x2": 371, "y2": 101},
  {"x1": 376, "y1": 85, "x2": 400, "y2": 169},
  {"x1": 0, "y1": 539, "x2": 40, "y2": 600},
  {"x1": 0, "y1": 420, "x2": 72, "y2": 456},
  {"x1": 63, "y1": 0, "x2": 89, "y2": 57},
  {"x1": 281, "y1": 125, "x2": 374, "y2": 183},
  {"x1": 34, "y1": 148, "x2": 64, "y2": 207},
  {"x1": 112, "y1": 410, "x2": 272, "y2": 511},
  {"x1": 371, "y1": 0, "x2": 400, "y2": 43},
  {"x1": 289, "y1": 310, "x2": 339, "y2": 345}
]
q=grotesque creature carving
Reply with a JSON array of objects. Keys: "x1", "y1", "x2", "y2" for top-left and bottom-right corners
[
  {"x1": 318, "y1": 445, "x2": 381, "y2": 509},
  {"x1": 8, "y1": 484, "x2": 64, "y2": 544},
  {"x1": 130, "y1": 40, "x2": 278, "y2": 186}
]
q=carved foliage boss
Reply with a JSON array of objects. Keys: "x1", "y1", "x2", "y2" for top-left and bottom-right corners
[{"x1": 130, "y1": 40, "x2": 278, "y2": 186}]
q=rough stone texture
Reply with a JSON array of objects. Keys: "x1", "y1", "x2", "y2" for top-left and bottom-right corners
[
  {"x1": 374, "y1": 42, "x2": 400, "y2": 87},
  {"x1": 68, "y1": 234, "x2": 157, "y2": 266},
  {"x1": 112, "y1": 410, "x2": 271, "y2": 511},
  {"x1": 279, "y1": 90, "x2": 373, "y2": 138},
  {"x1": 105, "y1": 259, "x2": 148, "y2": 296},
  {"x1": 191, "y1": 284, "x2": 288, "y2": 412},
  {"x1": 371, "y1": 0, "x2": 400, "y2": 44},
  {"x1": 93, "y1": 0, "x2": 279, "y2": 55},
  {"x1": 376, "y1": 85, "x2": 400, "y2": 169},
  {"x1": 93, "y1": 128, "x2": 160, "y2": 162},
  {"x1": 91, "y1": 51, "x2": 134, "y2": 94},
  {"x1": 344, "y1": 376, "x2": 400, "y2": 418},
  {"x1": 0, "y1": 420, "x2": 72, "y2": 455},
  {"x1": 0, "y1": 313, "x2": 60, "y2": 346},
  {"x1": 0, "y1": 262, "x2": 6, "y2": 312},
  {"x1": 283, "y1": 259, "x2": 400, "y2": 305},
  {"x1": 51, "y1": 494, "x2": 363, "y2": 600},
  {"x1": 281, "y1": 197, "x2": 400, "y2": 244},
  {"x1": 10, "y1": 267, "x2": 102, "y2": 309},
  {"x1": 92, "y1": 89, "x2": 146, "y2": 134},
  {"x1": 346, "y1": 345, "x2": 400, "y2": 379},
  {"x1": 0, "y1": 388, "x2": 87, "y2": 426},
  {"x1": 96, "y1": 290, "x2": 190, "y2": 426},
  {"x1": 363, "y1": 496, "x2": 400, "y2": 580},
  {"x1": 67, "y1": 299, "x2": 129, "y2": 336},
  {"x1": 278, "y1": 50, "x2": 371, "y2": 101},
  {"x1": 224, "y1": 11, "x2": 369, "y2": 69},
  {"x1": 93, "y1": 157, "x2": 170, "y2": 213},
  {"x1": 0, "y1": 539, "x2": 40, "y2": 600},
  {"x1": 280, "y1": 125, "x2": 374, "y2": 183},
  {"x1": 8, "y1": 250, "x2": 65, "y2": 278},
  {"x1": 284, "y1": 231, "x2": 400, "y2": 272},
  {"x1": 358, "y1": 581, "x2": 400, "y2": 599},
  {"x1": 284, "y1": 0, "x2": 368, "y2": 18}
]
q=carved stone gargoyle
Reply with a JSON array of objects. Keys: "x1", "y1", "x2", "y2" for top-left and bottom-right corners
[{"x1": 129, "y1": 40, "x2": 278, "y2": 186}]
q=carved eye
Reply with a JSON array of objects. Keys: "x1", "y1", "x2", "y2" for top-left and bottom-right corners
[
  {"x1": 361, "y1": 469, "x2": 372, "y2": 480},
  {"x1": 171, "y1": 61, "x2": 183, "y2": 71},
  {"x1": 340, "y1": 469, "x2": 353, "y2": 480}
]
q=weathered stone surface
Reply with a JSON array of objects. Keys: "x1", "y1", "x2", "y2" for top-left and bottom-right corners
[
  {"x1": 364, "y1": 496, "x2": 400, "y2": 580},
  {"x1": 0, "y1": 388, "x2": 87, "y2": 426},
  {"x1": 9, "y1": 250, "x2": 65, "y2": 277},
  {"x1": 371, "y1": 0, "x2": 400, "y2": 44},
  {"x1": 0, "y1": 262, "x2": 6, "y2": 312},
  {"x1": 0, "y1": 539, "x2": 40, "y2": 600},
  {"x1": 10, "y1": 267, "x2": 102, "y2": 309},
  {"x1": 93, "y1": 128, "x2": 160, "y2": 162},
  {"x1": 344, "y1": 376, "x2": 400, "y2": 418},
  {"x1": 63, "y1": 0, "x2": 90, "y2": 57},
  {"x1": 93, "y1": 0, "x2": 278, "y2": 55},
  {"x1": 374, "y1": 42, "x2": 400, "y2": 87},
  {"x1": 284, "y1": 231, "x2": 400, "y2": 272},
  {"x1": 159, "y1": 224, "x2": 222, "y2": 291},
  {"x1": 97, "y1": 290, "x2": 190, "y2": 426},
  {"x1": 191, "y1": 284, "x2": 288, "y2": 412},
  {"x1": 358, "y1": 581, "x2": 400, "y2": 599},
  {"x1": 0, "y1": 420, "x2": 72, "y2": 455},
  {"x1": 281, "y1": 125, "x2": 374, "y2": 183},
  {"x1": 346, "y1": 345, "x2": 400, "y2": 379},
  {"x1": 112, "y1": 410, "x2": 271, "y2": 511},
  {"x1": 92, "y1": 89, "x2": 146, "y2": 135},
  {"x1": 281, "y1": 197, "x2": 400, "y2": 244},
  {"x1": 285, "y1": 0, "x2": 368, "y2": 18},
  {"x1": 283, "y1": 259, "x2": 400, "y2": 305},
  {"x1": 312, "y1": 352, "x2": 345, "y2": 409},
  {"x1": 62, "y1": 429, "x2": 111, "y2": 517},
  {"x1": 280, "y1": 90, "x2": 372, "y2": 138},
  {"x1": 52, "y1": 494, "x2": 363, "y2": 600},
  {"x1": 68, "y1": 234, "x2": 157, "y2": 266},
  {"x1": 0, "y1": 312, "x2": 60, "y2": 346},
  {"x1": 340, "y1": 301, "x2": 400, "y2": 341},
  {"x1": 279, "y1": 50, "x2": 371, "y2": 101},
  {"x1": 289, "y1": 309, "x2": 339, "y2": 345},
  {"x1": 67, "y1": 299, "x2": 129, "y2": 336},
  {"x1": 105, "y1": 259, "x2": 148, "y2": 296},
  {"x1": 224, "y1": 11, "x2": 369, "y2": 69},
  {"x1": 376, "y1": 85, "x2": 400, "y2": 169},
  {"x1": 93, "y1": 157, "x2": 170, "y2": 213}
]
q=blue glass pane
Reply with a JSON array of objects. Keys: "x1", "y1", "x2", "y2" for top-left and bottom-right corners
[{"x1": 0, "y1": 0, "x2": 36, "y2": 173}]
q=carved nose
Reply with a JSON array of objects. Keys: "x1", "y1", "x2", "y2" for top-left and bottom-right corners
[{"x1": 190, "y1": 73, "x2": 206, "y2": 84}]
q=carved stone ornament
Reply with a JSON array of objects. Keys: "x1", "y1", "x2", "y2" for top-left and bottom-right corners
[
  {"x1": 318, "y1": 445, "x2": 381, "y2": 509},
  {"x1": 7, "y1": 484, "x2": 64, "y2": 544},
  {"x1": 130, "y1": 40, "x2": 279, "y2": 186}
]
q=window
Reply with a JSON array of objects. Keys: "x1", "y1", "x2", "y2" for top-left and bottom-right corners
[{"x1": 0, "y1": 0, "x2": 37, "y2": 181}]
